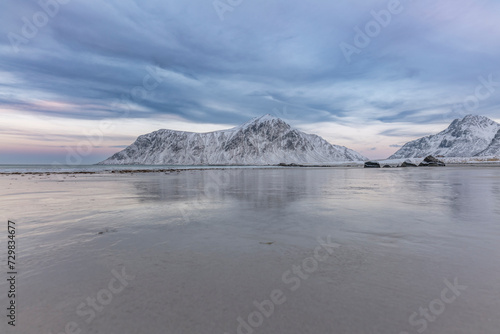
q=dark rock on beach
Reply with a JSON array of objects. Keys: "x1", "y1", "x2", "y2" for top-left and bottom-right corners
[
  {"x1": 278, "y1": 163, "x2": 303, "y2": 167},
  {"x1": 419, "y1": 155, "x2": 446, "y2": 167},
  {"x1": 400, "y1": 161, "x2": 418, "y2": 167},
  {"x1": 364, "y1": 161, "x2": 381, "y2": 168}
]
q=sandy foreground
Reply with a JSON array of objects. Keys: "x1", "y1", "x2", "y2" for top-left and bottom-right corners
[{"x1": 1, "y1": 167, "x2": 500, "y2": 334}]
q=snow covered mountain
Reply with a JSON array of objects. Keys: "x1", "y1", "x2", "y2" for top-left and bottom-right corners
[
  {"x1": 389, "y1": 115, "x2": 500, "y2": 159},
  {"x1": 99, "y1": 115, "x2": 367, "y2": 165},
  {"x1": 477, "y1": 129, "x2": 500, "y2": 156}
]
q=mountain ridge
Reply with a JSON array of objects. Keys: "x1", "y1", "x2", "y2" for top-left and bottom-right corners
[
  {"x1": 99, "y1": 114, "x2": 368, "y2": 165},
  {"x1": 389, "y1": 115, "x2": 500, "y2": 159}
]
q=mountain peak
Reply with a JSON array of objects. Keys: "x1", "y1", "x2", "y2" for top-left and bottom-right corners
[
  {"x1": 100, "y1": 114, "x2": 367, "y2": 165},
  {"x1": 459, "y1": 114, "x2": 493, "y2": 124},
  {"x1": 390, "y1": 114, "x2": 500, "y2": 159},
  {"x1": 448, "y1": 115, "x2": 497, "y2": 133},
  {"x1": 249, "y1": 114, "x2": 284, "y2": 124},
  {"x1": 462, "y1": 114, "x2": 489, "y2": 120},
  {"x1": 235, "y1": 114, "x2": 287, "y2": 131}
]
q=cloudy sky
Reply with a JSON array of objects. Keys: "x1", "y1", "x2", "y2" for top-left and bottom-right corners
[{"x1": 1, "y1": 0, "x2": 500, "y2": 164}]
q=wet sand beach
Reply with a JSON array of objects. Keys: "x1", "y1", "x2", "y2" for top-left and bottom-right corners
[{"x1": 1, "y1": 167, "x2": 500, "y2": 334}]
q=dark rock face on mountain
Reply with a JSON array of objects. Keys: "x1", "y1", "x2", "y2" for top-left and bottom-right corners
[
  {"x1": 100, "y1": 115, "x2": 367, "y2": 165},
  {"x1": 390, "y1": 115, "x2": 500, "y2": 159}
]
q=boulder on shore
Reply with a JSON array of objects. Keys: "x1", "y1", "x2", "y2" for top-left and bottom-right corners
[
  {"x1": 400, "y1": 161, "x2": 418, "y2": 167},
  {"x1": 364, "y1": 161, "x2": 381, "y2": 168},
  {"x1": 278, "y1": 163, "x2": 302, "y2": 167},
  {"x1": 419, "y1": 155, "x2": 446, "y2": 167}
]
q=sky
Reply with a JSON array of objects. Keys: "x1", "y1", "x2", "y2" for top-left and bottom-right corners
[{"x1": 1, "y1": 0, "x2": 500, "y2": 164}]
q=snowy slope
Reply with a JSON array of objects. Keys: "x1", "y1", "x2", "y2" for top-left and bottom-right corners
[
  {"x1": 389, "y1": 115, "x2": 500, "y2": 159},
  {"x1": 99, "y1": 115, "x2": 367, "y2": 165},
  {"x1": 476, "y1": 129, "x2": 500, "y2": 156}
]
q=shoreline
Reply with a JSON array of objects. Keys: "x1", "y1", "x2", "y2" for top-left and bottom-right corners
[{"x1": 1, "y1": 162, "x2": 500, "y2": 176}]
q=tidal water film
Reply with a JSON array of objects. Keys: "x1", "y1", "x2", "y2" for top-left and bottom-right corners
[{"x1": 1, "y1": 167, "x2": 499, "y2": 334}]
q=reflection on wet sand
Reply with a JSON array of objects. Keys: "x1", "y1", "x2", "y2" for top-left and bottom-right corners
[
  {"x1": 132, "y1": 169, "x2": 329, "y2": 208},
  {"x1": 2, "y1": 167, "x2": 500, "y2": 334}
]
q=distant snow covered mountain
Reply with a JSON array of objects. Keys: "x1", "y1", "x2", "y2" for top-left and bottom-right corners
[
  {"x1": 99, "y1": 114, "x2": 367, "y2": 165},
  {"x1": 389, "y1": 115, "x2": 500, "y2": 159}
]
